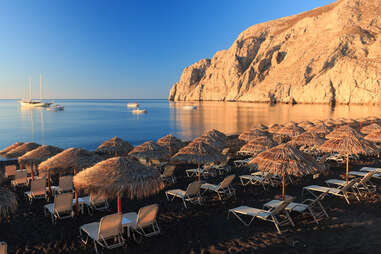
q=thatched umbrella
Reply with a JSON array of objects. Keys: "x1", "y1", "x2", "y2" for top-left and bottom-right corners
[
  {"x1": 364, "y1": 130, "x2": 381, "y2": 143},
  {"x1": 307, "y1": 123, "x2": 333, "y2": 137},
  {"x1": 157, "y1": 134, "x2": 184, "y2": 155},
  {"x1": 268, "y1": 123, "x2": 283, "y2": 133},
  {"x1": 297, "y1": 121, "x2": 314, "y2": 130},
  {"x1": 38, "y1": 148, "x2": 105, "y2": 214},
  {"x1": 250, "y1": 123, "x2": 268, "y2": 131},
  {"x1": 0, "y1": 142, "x2": 24, "y2": 155},
  {"x1": 129, "y1": 141, "x2": 170, "y2": 164},
  {"x1": 239, "y1": 129, "x2": 270, "y2": 142},
  {"x1": 18, "y1": 145, "x2": 63, "y2": 180},
  {"x1": 289, "y1": 132, "x2": 325, "y2": 147},
  {"x1": 204, "y1": 129, "x2": 227, "y2": 142},
  {"x1": 319, "y1": 134, "x2": 379, "y2": 183},
  {"x1": 249, "y1": 144, "x2": 322, "y2": 199},
  {"x1": 171, "y1": 141, "x2": 224, "y2": 181},
  {"x1": 225, "y1": 135, "x2": 246, "y2": 156},
  {"x1": 239, "y1": 136, "x2": 276, "y2": 156},
  {"x1": 96, "y1": 136, "x2": 133, "y2": 156},
  {"x1": 275, "y1": 125, "x2": 304, "y2": 138},
  {"x1": 0, "y1": 187, "x2": 17, "y2": 220},
  {"x1": 193, "y1": 135, "x2": 226, "y2": 151},
  {"x1": 74, "y1": 157, "x2": 163, "y2": 213},
  {"x1": 324, "y1": 119, "x2": 336, "y2": 127},
  {"x1": 365, "y1": 116, "x2": 380, "y2": 123},
  {"x1": 326, "y1": 125, "x2": 362, "y2": 139},
  {"x1": 4, "y1": 142, "x2": 41, "y2": 158},
  {"x1": 360, "y1": 123, "x2": 381, "y2": 135}
]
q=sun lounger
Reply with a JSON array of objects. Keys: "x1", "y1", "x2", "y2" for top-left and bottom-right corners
[
  {"x1": 4, "y1": 165, "x2": 17, "y2": 179},
  {"x1": 233, "y1": 158, "x2": 252, "y2": 168},
  {"x1": 58, "y1": 175, "x2": 73, "y2": 194},
  {"x1": 326, "y1": 171, "x2": 377, "y2": 197},
  {"x1": 81, "y1": 195, "x2": 109, "y2": 215},
  {"x1": 123, "y1": 204, "x2": 160, "y2": 242},
  {"x1": 302, "y1": 180, "x2": 359, "y2": 204},
  {"x1": 80, "y1": 213, "x2": 124, "y2": 254},
  {"x1": 359, "y1": 167, "x2": 381, "y2": 173},
  {"x1": 165, "y1": 181, "x2": 201, "y2": 208},
  {"x1": 263, "y1": 191, "x2": 329, "y2": 225},
  {"x1": 349, "y1": 171, "x2": 381, "y2": 179},
  {"x1": 185, "y1": 167, "x2": 216, "y2": 178},
  {"x1": 43, "y1": 193, "x2": 74, "y2": 223},
  {"x1": 11, "y1": 170, "x2": 28, "y2": 188},
  {"x1": 25, "y1": 178, "x2": 47, "y2": 204},
  {"x1": 201, "y1": 174, "x2": 236, "y2": 200},
  {"x1": 0, "y1": 242, "x2": 7, "y2": 254},
  {"x1": 239, "y1": 172, "x2": 279, "y2": 190},
  {"x1": 160, "y1": 165, "x2": 176, "y2": 184},
  {"x1": 228, "y1": 198, "x2": 295, "y2": 234}
]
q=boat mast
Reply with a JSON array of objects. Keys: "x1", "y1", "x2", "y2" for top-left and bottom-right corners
[
  {"x1": 29, "y1": 77, "x2": 32, "y2": 101},
  {"x1": 40, "y1": 74, "x2": 43, "y2": 101}
]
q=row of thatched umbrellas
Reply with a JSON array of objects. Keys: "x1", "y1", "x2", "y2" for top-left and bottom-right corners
[{"x1": 1, "y1": 116, "x2": 381, "y2": 216}]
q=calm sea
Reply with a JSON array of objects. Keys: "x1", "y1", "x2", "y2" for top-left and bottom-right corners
[{"x1": 1, "y1": 99, "x2": 381, "y2": 153}]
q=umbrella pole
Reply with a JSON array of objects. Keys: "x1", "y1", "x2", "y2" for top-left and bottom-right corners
[
  {"x1": 346, "y1": 153, "x2": 349, "y2": 184},
  {"x1": 198, "y1": 163, "x2": 200, "y2": 182},
  {"x1": 117, "y1": 193, "x2": 122, "y2": 213},
  {"x1": 282, "y1": 172, "x2": 285, "y2": 200},
  {"x1": 31, "y1": 164, "x2": 35, "y2": 181},
  {"x1": 48, "y1": 169, "x2": 52, "y2": 195},
  {"x1": 74, "y1": 168, "x2": 79, "y2": 216}
]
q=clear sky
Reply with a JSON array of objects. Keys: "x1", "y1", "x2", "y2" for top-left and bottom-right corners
[{"x1": 0, "y1": 0, "x2": 336, "y2": 99}]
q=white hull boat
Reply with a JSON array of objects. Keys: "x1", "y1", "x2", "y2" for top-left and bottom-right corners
[
  {"x1": 132, "y1": 108, "x2": 147, "y2": 114},
  {"x1": 127, "y1": 103, "x2": 139, "y2": 108},
  {"x1": 183, "y1": 105, "x2": 197, "y2": 110},
  {"x1": 47, "y1": 104, "x2": 64, "y2": 111}
]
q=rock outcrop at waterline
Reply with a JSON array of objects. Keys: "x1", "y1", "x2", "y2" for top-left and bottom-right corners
[{"x1": 169, "y1": 0, "x2": 381, "y2": 104}]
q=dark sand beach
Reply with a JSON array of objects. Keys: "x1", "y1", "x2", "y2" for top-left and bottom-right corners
[{"x1": 1, "y1": 159, "x2": 381, "y2": 254}]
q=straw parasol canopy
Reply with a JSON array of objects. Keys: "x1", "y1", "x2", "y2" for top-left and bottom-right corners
[
  {"x1": 268, "y1": 123, "x2": 283, "y2": 133},
  {"x1": 193, "y1": 135, "x2": 226, "y2": 151},
  {"x1": 74, "y1": 156, "x2": 164, "y2": 213},
  {"x1": 157, "y1": 134, "x2": 184, "y2": 155},
  {"x1": 239, "y1": 136, "x2": 276, "y2": 156},
  {"x1": 204, "y1": 129, "x2": 227, "y2": 142},
  {"x1": 18, "y1": 145, "x2": 63, "y2": 168},
  {"x1": 249, "y1": 143, "x2": 323, "y2": 199},
  {"x1": 96, "y1": 136, "x2": 133, "y2": 156},
  {"x1": 250, "y1": 123, "x2": 268, "y2": 131},
  {"x1": 171, "y1": 141, "x2": 224, "y2": 165},
  {"x1": 319, "y1": 133, "x2": 379, "y2": 182},
  {"x1": 239, "y1": 129, "x2": 270, "y2": 142},
  {"x1": 364, "y1": 130, "x2": 381, "y2": 143},
  {"x1": 38, "y1": 148, "x2": 104, "y2": 176},
  {"x1": 326, "y1": 125, "x2": 363, "y2": 139},
  {"x1": 4, "y1": 142, "x2": 41, "y2": 158},
  {"x1": 307, "y1": 123, "x2": 333, "y2": 136},
  {"x1": 365, "y1": 116, "x2": 381, "y2": 123},
  {"x1": 289, "y1": 132, "x2": 325, "y2": 147},
  {"x1": 360, "y1": 123, "x2": 381, "y2": 135},
  {"x1": 0, "y1": 187, "x2": 18, "y2": 220},
  {"x1": 275, "y1": 125, "x2": 304, "y2": 138},
  {"x1": 129, "y1": 141, "x2": 170, "y2": 162},
  {"x1": 0, "y1": 142, "x2": 24, "y2": 155},
  {"x1": 297, "y1": 121, "x2": 314, "y2": 130}
]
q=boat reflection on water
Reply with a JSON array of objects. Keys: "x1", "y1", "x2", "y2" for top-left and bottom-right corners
[
  {"x1": 169, "y1": 101, "x2": 381, "y2": 141},
  {"x1": 19, "y1": 106, "x2": 47, "y2": 145}
]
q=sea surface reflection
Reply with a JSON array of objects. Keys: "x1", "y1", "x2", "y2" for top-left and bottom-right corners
[{"x1": 0, "y1": 99, "x2": 380, "y2": 151}]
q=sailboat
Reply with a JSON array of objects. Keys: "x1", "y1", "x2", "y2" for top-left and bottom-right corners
[{"x1": 19, "y1": 75, "x2": 52, "y2": 107}]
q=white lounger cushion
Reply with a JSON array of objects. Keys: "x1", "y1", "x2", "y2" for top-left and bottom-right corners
[
  {"x1": 304, "y1": 185, "x2": 342, "y2": 195},
  {"x1": 350, "y1": 171, "x2": 380, "y2": 178},
  {"x1": 325, "y1": 179, "x2": 346, "y2": 186},
  {"x1": 200, "y1": 183, "x2": 219, "y2": 191},
  {"x1": 239, "y1": 175, "x2": 264, "y2": 181},
  {"x1": 44, "y1": 203, "x2": 54, "y2": 214},
  {"x1": 165, "y1": 189, "x2": 186, "y2": 198},
  {"x1": 264, "y1": 200, "x2": 308, "y2": 213},
  {"x1": 229, "y1": 206, "x2": 271, "y2": 219},
  {"x1": 80, "y1": 222, "x2": 100, "y2": 240}
]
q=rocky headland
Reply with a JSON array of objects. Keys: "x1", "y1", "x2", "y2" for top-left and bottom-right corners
[{"x1": 169, "y1": 0, "x2": 381, "y2": 104}]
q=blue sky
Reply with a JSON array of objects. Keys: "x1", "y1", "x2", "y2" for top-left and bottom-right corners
[{"x1": 0, "y1": 0, "x2": 335, "y2": 99}]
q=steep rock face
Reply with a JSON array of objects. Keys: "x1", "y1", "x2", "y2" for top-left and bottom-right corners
[{"x1": 169, "y1": 0, "x2": 381, "y2": 104}]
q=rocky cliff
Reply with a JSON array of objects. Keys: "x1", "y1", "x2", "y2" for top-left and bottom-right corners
[{"x1": 169, "y1": 0, "x2": 381, "y2": 104}]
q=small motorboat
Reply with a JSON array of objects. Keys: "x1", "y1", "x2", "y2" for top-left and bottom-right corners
[
  {"x1": 127, "y1": 102, "x2": 139, "y2": 108},
  {"x1": 47, "y1": 104, "x2": 64, "y2": 111},
  {"x1": 132, "y1": 108, "x2": 147, "y2": 114},
  {"x1": 183, "y1": 105, "x2": 197, "y2": 110}
]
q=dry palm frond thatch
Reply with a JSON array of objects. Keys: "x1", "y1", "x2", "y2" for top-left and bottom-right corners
[
  {"x1": 239, "y1": 136, "x2": 276, "y2": 156},
  {"x1": 326, "y1": 125, "x2": 362, "y2": 139},
  {"x1": 204, "y1": 129, "x2": 227, "y2": 142},
  {"x1": 289, "y1": 132, "x2": 325, "y2": 147},
  {"x1": 306, "y1": 123, "x2": 333, "y2": 136},
  {"x1": 157, "y1": 134, "x2": 184, "y2": 155},
  {"x1": 297, "y1": 121, "x2": 314, "y2": 130},
  {"x1": 0, "y1": 142, "x2": 24, "y2": 155},
  {"x1": 38, "y1": 148, "x2": 104, "y2": 176},
  {"x1": 193, "y1": 135, "x2": 226, "y2": 151},
  {"x1": 171, "y1": 141, "x2": 224, "y2": 165},
  {"x1": 18, "y1": 145, "x2": 63, "y2": 167},
  {"x1": 96, "y1": 136, "x2": 133, "y2": 156},
  {"x1": 239, "y1": 129, "x2": 270, "y2": 142},
  {"x1": 129, "y1": 141, "x2": 170, "y2": 161},
  {"x1": 319, "y1": 135, "x2": 379, "y2": 156},
  {"x1": 364, "y1": 130, "x2": 381, "y2": 143},
  {"x1": 5, "y1": 142, "x2": 41, "y2": 158},
  {"x1": 360, "y1": 123, "x2": 381, "y2": 135},
  {"x1": 268, "y1": 123, "x2": 283, "y2": 133},
  {"x1": 275, "y1": 125, "x2": 305, "y2": 138},
  {"x1": 73, "y1": 156, "x2": 163, "y2": 200},
  {"x1": 0, "y1": 187, "x2": 17, "y2": 220}
]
